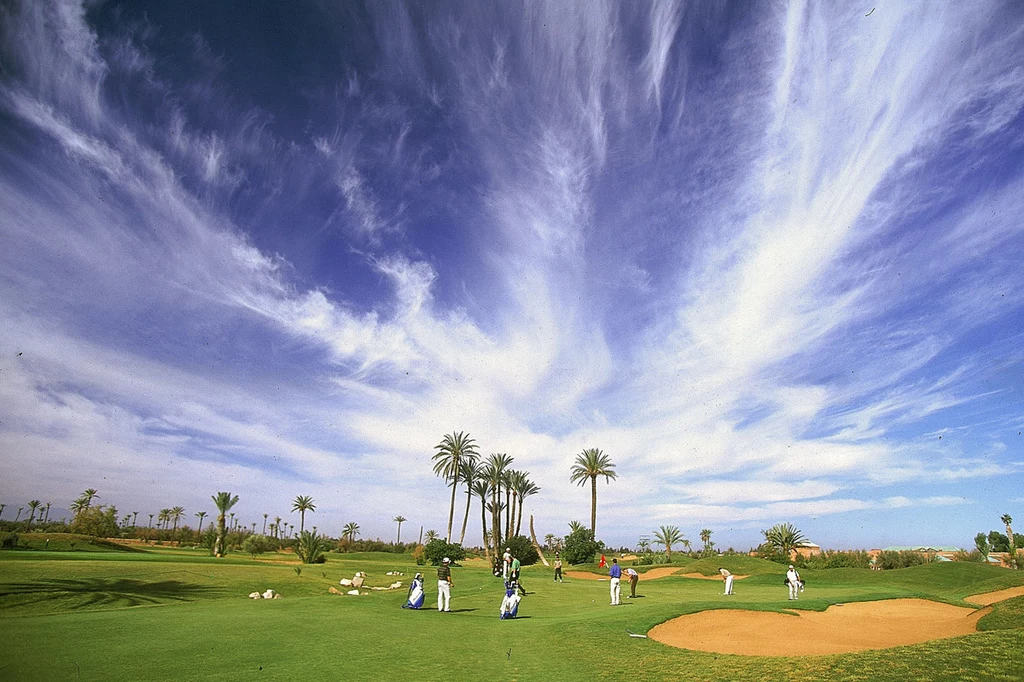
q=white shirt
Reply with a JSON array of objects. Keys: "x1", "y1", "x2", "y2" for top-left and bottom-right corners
[{"x1": 786, "y1": 568, "x2": 800, "y2": 584}]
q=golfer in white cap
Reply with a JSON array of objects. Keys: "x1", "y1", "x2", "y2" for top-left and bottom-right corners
[
  {"x1": 437, "y1": 557, "x2": 453, "y2": 612},
  {"x1": 786, "y1": 564, "x2": 801, "y2": 601},
  {"x1": 502, "y1": 547, "x2": 512, "y2": 580}
]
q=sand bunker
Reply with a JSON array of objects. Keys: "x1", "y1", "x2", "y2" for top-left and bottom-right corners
[
  {"x1": 649, "y1": 599, "x2": 986, "y2": 656},
  {"x1": 565, "y1": 567, "x2": 683, "y2": 581},
  {"x1": 679, "y1": 572, "x2": 750, "y2": 581},
  {"x1": 965, "y1": 585, "x2": 1024, "y2": 605}
]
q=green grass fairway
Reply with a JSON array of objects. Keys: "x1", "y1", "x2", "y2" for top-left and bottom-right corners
[{"x1": 1, "y1": 546, "x2": 1022, "y2": 681}]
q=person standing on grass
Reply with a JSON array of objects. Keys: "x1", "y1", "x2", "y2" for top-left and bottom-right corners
[
  {"x1": 437, "y1": 557, "x2": 453, "y2": 612},
  {"x1": 553, "y1": 553, "x2": 563, "y2": 582},
  {"x1": 786, "y1": 564, "x2": 801, "y2": 601},
  {"x1": 719, "y1": 567, "x2": 734, "y2": 595},
  {"x1": 502, "y1": 547, "x2": 512, "y2": 580},
  {"x1": 625, "y1": 566, "x2": 639, "y2": 598},
  {"x1": 609, "y1": 558, "x2": 622, "y2": 605}
]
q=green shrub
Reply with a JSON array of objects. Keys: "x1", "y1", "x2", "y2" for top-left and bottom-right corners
[
  {"x1": 876, "y1": 550, "x2": 931, "y2": 569},
  {"x1": 0, "y1": 532, "x2": 19, "y2": 549},
  {"x1": 69, "y1": 506, "x2": 119, "y2": 538},
  {"x1": 295, "y1": 531, "x2": 327, "y2": 564},
  {"x1": 562, "y1": 527, "x2": 603, "y2": 565},
  {"x1": 504, "y1": 535, "x2": 539, "y2": 566},
  {"x1": 799, "y1": 550, "x2": 872, "y2": 570},
  {"x1": 423, "y1": 539, "x2": 466, "y2": 566},
  {"x1": 243, "y1": 534, "x2": 273, "y2": 559},
  {"x1": 411, "y1": 544, "x2": 426, "y2": 565}
]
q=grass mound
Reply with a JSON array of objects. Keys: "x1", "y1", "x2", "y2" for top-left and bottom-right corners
[
  {"x1": 977, "y1": 595, "x2": 1024, "y2": 631},
  {"x1": 4, "y1": 533, "x2": 147, "y2": 553},
  {"x1": 682, "y1": 555, "x2": 785, "y2": 576}
]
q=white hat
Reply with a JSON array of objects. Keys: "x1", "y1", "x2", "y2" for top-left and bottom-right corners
[
  {"x1": 443, "y1": 557, "x2": 451, "y2": 563},
  {"x1": 788, "y1": 564, "x2": 794, "y2": 568}
]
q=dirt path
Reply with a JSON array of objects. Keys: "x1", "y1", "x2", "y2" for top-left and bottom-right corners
[
  {"x1": 965, "y1": 585, "x2": 1024, "y2": 605},
  {"x1": 649, "y1": 599, "x2": 986, "y2": 656}
]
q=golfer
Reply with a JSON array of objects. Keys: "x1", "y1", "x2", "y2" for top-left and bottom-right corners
[
  {"x1": 625, "y1": 566, "x2": 639, "y2": 598},
  {"x1": 502, "y1": 547, "x2": 512, "y2": 580},
  {"x1": 437, "y1": 557, "x2": 453, "y2": 612},
  {"x1": 553, "y1": 553, "x2": 563, "y2": 582},
  {"x1": 609, "y1": 558, "x2": 622, "y2": 605},
  {"x1": 719, "y1": 567, "x2": 734, "y2": 595},
  {"x1": 786, "y1": 564, "x2": 801, "y2": 601}
]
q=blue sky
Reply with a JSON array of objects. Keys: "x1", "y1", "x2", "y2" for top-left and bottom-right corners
[{"x1": 1, "y1": 1, "x2": 1022, "y2": 550}]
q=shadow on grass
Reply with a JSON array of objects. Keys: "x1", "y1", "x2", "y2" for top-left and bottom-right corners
[{"x1": 0, "y1": 576, "x2": 224, "y2": 611}]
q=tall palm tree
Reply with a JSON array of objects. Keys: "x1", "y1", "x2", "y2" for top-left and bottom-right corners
[
  {"x1": 80, "y1": 489, "x2": 99, "y2": 508},
  {"x1": 654, "y1": 525, "x2": 683, "y2": 561},
  {"x1": 158, "y1": 509, "x2": 170, "y2": 530},
  {"x1": 568, "y1": 520, "x2": 585, "y2": 534},
  {"x1": 44, "y1": 502, "x2": 52, "y2": 524},
  {"x1": 432, "y1": 432, "x2": 479, "y2": 543},
  {"x1": 483, "y1": 453, "x2": 513, "y2": 555},
  {"x1": 170, "y1": 507, "x2": 185, "y2": 535},
  {"x1": 195, "y1": 511, "x2": 207, "y2": 541},
  {"x1": 472, "y1": 479, "x2": 491, "y2": 558},
  {"x1": 569, "y1": 448, "x2": 617, "y2": 536},
  {"x1": 515, "y1": 476, "x2": 540, "y2": 537},
  {"x1": 15, "y1": 507, "x2": 23, "y2": 522},
  {"x1": 1002, "y1": 514, "x2": 1016, "y2": 569},
  {"x1": 148, "y1": 513, "x2": 154, "y2": 528},
  {"x1": 212, "y1": 492, "x2": 239, "y2": 557},
  {"x1": 0, "y1": 504, "x2": 5, "y2": 519},
  {"x1": 69, "y1": 498, "x2": 87, "y2": 515},
  {"x1": 393, "y1": 515, "x2": 407, "y2": 543},
  {"x1": 291, "y1": 496, "x2": 316, "y2": 533},
  {"x1": 424, "y1": 529, "x2": 439, "y2": 542},
  {"x1": 131, "y1": 511, "x2": 138, "y2": 527},
  {"x1": 274, "y1": 516, "x2": 282, "y2": 539},
  {"x1": 262, "y1": 513, "x2": 268, "y2": 536},
  {"x1": 26, "y1": 500, "x2": 42, "y2": 531},
  {"x1": 458, "y1": 458, "x2": 481, "y2": 545},
  {"x1": 342, "y1": 522, "x2": 360, "y2": 542},
  {"x1": 637, "y1": 538, "x2": 651, "y2": 554}
]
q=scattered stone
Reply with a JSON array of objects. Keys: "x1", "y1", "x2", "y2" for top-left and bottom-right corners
[
  {"x1": 339, "y1": 578, "x2": 353, "y2": 587},
  {"x1": 329, "y1": 587, "x2": 344, "y2": 595},
  {"x1": 347, "y1": 589, "x2": 360, "y2": 596},
  {"x1": 248, "y1": 592, "x2": 261, "y2": 599},
  {"x1": 352, "y1": 572, "x2": 366, "y2": 588},
  {"x1": 389, "y1": 581, "x2": 402, "y2": 589},
  {"x1": 262, "y1": 589, "x2": 277, "y2": 599}
]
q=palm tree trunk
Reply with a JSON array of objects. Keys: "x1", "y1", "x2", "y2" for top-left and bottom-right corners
[
  {"x1": 480, "y1": 497, "x2": 489, "y2": 561},
  {"x1": 504, "y1": 489, "x2": 512, "y2": 539},
  {"x1": 300, "y1": 511, "x2": 305, "y2": 533},
  {"x1": 459, "y1": 488, "x2": 472, "y2": 545},
  {"x1": 446, "y1": 456, "x2": 459, "y2": 542},
  {"x1": 491, "y1": 489, "x2": 501, "y2": 556},
  {"x1": 516, "y1": 499, "x2": 524, "y2": 537},
  {"x1": 215, "y1": 514, "x2": 226, "y2": 557},
  {"x1": 590, "y1": 475, "x2": 597, "y2": 536}
]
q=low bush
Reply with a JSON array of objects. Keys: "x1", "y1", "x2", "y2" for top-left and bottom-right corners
[
  {"x1": 1, "y1": 532, "x2": 19, "y2": 549},
  {"x1": 423, "y1": 539, "x2": 466, "y2": 566},
  {"x1": 876, "y1": 550, "x2": 932, "y2": 569},
  {"x1": 799, "y1": 550, "x2": 872, "y2": 570},
  {"x1": 562, "y1": 527, "x2": 603, "y2": 565},
  {"x1": 503, "y1": 535, "x2": 539, "y2": 566}
]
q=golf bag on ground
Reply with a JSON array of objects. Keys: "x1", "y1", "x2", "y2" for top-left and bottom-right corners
[
  {"x1": 402, "y1": 574, "x2": 424, "y2": 609},
  {"x1": 499, "y1": 581, "x2": 521, "y2": 619}
]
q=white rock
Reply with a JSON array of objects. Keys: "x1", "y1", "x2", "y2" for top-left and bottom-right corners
[
  {"x1": 339, "y1": 579, "x2": 353, "y2": 587},
  {"x1": 347, "y1": 589, "x2": 360, "y2": 596},
  {"x1": 262, "y1": 589, "x2": 277, "y2": 599},
  {"x1": 389, "y1": 582, "x2": 402, "y2": 589},
  {"x1": 248, "y1": 592, "x2": 261, "y2": 599}
]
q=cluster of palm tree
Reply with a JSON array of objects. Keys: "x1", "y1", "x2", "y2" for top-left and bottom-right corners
[
  {"x1": 431, "y1": 432, "x2": 542, "y2": 559},
  {"x1": 652, "y1": 525, "x2": 690, "y2": 560},
  {"x1": 762, "y1": 522, "x2": 808, "y2": 559},
  {"x1": 69, "y1": 488, "x2": 100, "y2": 515},
  {"x1": 20, "y1": 499, "x2": 53, "y2": 531}
]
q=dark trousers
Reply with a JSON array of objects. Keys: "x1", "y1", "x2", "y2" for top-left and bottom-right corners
[
  {"x1": 629, "y1": 575, "x2": 638, "y2": 597},
  {"x1": 554, "y1": 567, "x2": 562, "y2": 581}
]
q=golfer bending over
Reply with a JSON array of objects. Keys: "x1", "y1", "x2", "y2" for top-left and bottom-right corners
[
  {"x1": 719, "y1": 567, "x2": 734, "y2": 595},
  {"x1": 609, "y1": 558, "x2": 622, "y2": 606},
  {"x1": 437, "y1": 557, "x2": 453, "y2": 612}
]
